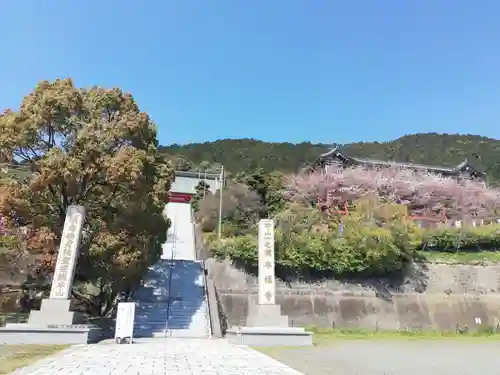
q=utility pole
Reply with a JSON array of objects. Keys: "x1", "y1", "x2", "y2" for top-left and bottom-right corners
[{"x1": 218, "y1": 165, "x2": 224, "y2": 242}]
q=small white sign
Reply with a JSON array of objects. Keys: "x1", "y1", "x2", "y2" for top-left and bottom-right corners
[{"x1": 115, "y1": 302, "x2": 136, "y2": 343}]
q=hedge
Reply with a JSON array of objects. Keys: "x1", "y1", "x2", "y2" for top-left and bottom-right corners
[
  {"x1": 423, "y1": 224, "x2": 500, "y2": 251},
  {"x1": 208, "y1": 223, "x2": 500, "y2": 277}
]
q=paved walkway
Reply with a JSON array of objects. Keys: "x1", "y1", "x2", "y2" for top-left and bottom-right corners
[{"x1": 9, "y1": 339, "x2": 303, "y2": 375}]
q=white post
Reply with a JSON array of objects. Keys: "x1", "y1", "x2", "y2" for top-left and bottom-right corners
[
  {"x1": 218, "y1": 166, "x2": 224, "y2": 242},
  {"x1": 258, "y1": 219, "x2": 275, "y2": 305}
]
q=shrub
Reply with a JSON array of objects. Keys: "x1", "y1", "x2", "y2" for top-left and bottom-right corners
[
  {"x1": 210, "y1": 199, "x2": 421, "y2": 277},
  {"x1": 423, "y1": 224, "x2": 500, "y2": 251}
]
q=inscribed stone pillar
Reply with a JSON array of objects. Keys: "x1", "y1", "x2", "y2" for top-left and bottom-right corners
[
  {"x1": 226, "y1": 218, "x2": 312, "y2": 346},
  {"x1": 258, "y1": 219, "x2": 276, "y2": 305},
  {"x1": 49, "y1": 205, "x2": 86, "y2": 299},
  {"x1": 245, "y1": 219, "x2": 288, "y2": 327},
  {"x1": 28, "y1": 205, "x2": 86, "y2": 326}
]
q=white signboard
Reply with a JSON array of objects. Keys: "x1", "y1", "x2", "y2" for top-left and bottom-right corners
[
  {"x1": 50, "y1": 206, "x2": 86, "y2": 299},
  {"x1": 258, "y1": 219, "x2": 276, "y2": 305},
  {"x1": 115, "y1": 302, "x2": 136, "y2": 343}
]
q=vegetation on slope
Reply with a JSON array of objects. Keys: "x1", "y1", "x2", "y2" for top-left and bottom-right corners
[
  {"x1": 159, "y1": 133, "x2": 500, "y2": 182},
  {"x1": 198, "y1": 167, "x2": 500, "y2": 279}
]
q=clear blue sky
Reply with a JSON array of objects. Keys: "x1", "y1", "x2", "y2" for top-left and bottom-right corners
[{"x1": 2, "y1": 1, "x2": 500, "y2": 146}]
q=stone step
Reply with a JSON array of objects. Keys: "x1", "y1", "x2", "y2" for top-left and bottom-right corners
[
  {"x1": 135, "y1": 304, "x2": 204, "y2": 312},
  {"x1": 171, "y1": 302, "x2": 205, "y2": 310},
  {"x1": 133, "y1": 330, "x2": 169, "y2": 338},
  {"x1": 134, "y1": 323, "x2": 167, "y2": 332},
  {"x1": 167, "y1": 317, "x2": 207, "y2": 324},
  {"x1": 166, "y1": 329, "x2": 209, "y2": 338}
]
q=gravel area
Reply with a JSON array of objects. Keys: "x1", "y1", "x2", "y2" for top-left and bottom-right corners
[{"x1": 262, "y1": 341, "x2": 500, "y2": 375}]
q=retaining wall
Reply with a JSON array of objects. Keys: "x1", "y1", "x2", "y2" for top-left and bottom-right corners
[{"x1": 207, "y1": 259, "x2": 500, "y2": 331}]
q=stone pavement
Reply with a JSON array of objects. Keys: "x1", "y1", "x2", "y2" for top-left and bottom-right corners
[{"x1": 9, "y1": 338, "x2": 304, "y2": 375}]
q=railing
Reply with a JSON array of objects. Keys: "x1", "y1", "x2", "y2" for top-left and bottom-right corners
[
  {"x1": 192, "y1": 207, "x2": 213, "y2": 338},
  {"x1": 204, "y1": 274, "x2": 225, "y2": 338},
  {"x1": 192, "y1": 209, "x2": 224, "y2": 338},
  {"x1": 164, "y1": 208, "x2": 177, "y2": 337}
]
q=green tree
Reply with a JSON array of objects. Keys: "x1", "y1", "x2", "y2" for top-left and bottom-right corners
[
  {"x1": 0, "y1": 78, "x2": 174, "y2": 316},
  {"x1": 235, "y1": 169, "x2": 286, "y2": 217},
  {"x1": 192, "y1": 180, "x2": 210, "y2": 212}
]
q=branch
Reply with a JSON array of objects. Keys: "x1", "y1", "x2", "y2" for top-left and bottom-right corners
[
  {"x1": 47, "y1": 184, "x2": 66, "y2": 220},
  {"x1": 71, "y1": 289, "x2": 96, "y2": 308}
]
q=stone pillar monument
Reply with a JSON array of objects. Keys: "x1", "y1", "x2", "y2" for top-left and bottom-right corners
[
  {"x1": 226, "y1": 219, "x2": 312, "y2": 346},
  {"x1": 0, "y1": 206, "x2": 101, "y2": 343},
  {"x1": 28, "y1": 205, "x2": 87, "y2": 326},
  {"x1": 258, "y1": 219, "x2": 275, "y2": 305},
  {"x1": 245, "y1": 219, "x2": 288, "y2": 327}
]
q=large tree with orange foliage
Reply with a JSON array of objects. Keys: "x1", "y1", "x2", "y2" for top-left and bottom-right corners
[{"x1": 0, "y1": 79, "x2": 174, "y2": 316}]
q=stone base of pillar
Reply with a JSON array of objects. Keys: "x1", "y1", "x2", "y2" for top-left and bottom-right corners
[
  {"x1": 245, "y1": 304, "x2": 289, "y2": 328},
  {"x1": 0, "y1": 299, "x2": 102, "y2": 344},
  {"x1": 227, "y1": 303, "x2": 313, "y2": 347},
  {"x1": 28, "y1": 299, "x2": 86, "y2": 326},
  {"x1": 226, "y1": 326, "x2": 312, "y2": 346}
]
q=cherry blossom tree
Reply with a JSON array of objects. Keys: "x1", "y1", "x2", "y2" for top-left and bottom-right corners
[{"x1": 286, "y1": 167, "x2": 500, "y2": 220}]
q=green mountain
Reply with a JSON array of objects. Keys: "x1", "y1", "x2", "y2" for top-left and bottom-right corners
[{"x1": 159, "y1": 133, "x2": 500, "y2": 181}]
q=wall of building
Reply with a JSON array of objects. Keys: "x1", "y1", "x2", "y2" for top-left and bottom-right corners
[
  {"x1": 206, "y1": 259, "x2": 500, "y2": 331},
  {"x1": 171, "y1": 175, "x2": 221, "y2": 195}
]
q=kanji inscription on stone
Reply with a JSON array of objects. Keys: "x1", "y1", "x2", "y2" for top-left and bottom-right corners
[
  {"x1": 49, "y1": 205, "x2": 86, "y2": 300},
  {"x1": 258, "y1": 219, "x2": 275, "y2": 305}
]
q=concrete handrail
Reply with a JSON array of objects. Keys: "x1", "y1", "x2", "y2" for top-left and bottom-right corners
[
  {"x1": 192, "y1": 219, "x2": 225, "y2": 338},
  {"x1": 192, "y1": 208, "x2": 215, "y2": 337},
  {"x1": 203, "y1": 266, "x2": 223, "y2": 338}
]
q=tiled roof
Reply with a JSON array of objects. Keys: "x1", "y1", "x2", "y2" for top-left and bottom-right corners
[{"x1": 317, "y1": 148, "x2": 484, "y2": 175}]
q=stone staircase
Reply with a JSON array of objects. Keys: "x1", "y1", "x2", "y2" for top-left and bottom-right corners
[
  {"x1": 132, "y1": 202, "x2": 211, "y2": 339},
  {"x1": 165, "y1": 260, "x2": 209, "y2": 338}
]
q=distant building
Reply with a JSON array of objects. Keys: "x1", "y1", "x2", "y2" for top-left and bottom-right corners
[
  {"x1": 169, "y1": 170, "x2": 223, "y2": 203},
  {"x1": 310, "y1": 148, "x2": 485, "y2": 180}
]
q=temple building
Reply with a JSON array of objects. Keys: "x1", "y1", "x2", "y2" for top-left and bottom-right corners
[{"x1": 310, "y1": 148, "x2": 485, "y2": 180}]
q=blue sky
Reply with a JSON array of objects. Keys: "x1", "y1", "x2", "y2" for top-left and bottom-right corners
[{"x1": 2, "y1": 1, "x2": 500, "y2": 146}]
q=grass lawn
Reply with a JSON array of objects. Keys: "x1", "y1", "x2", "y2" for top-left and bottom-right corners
[
  {"x1": 308, "y1": 327, "x2": 500, "y2": 342},
  {"x1": 0, "y1": 345, "x2": 69, "y2": 374},
  {"x1": 419, "y1": 250, "x2": 500, "y2": 264},
  {"x1": 255, "y1": 327, "x2": 500, "y2": 355}
]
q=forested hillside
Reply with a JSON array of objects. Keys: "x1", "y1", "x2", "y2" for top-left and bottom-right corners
[{"x1": 159, "y1": 133, "x2": 500, "y2": 181}]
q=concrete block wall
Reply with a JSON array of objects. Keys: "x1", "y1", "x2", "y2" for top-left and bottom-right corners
[{"x1": 206, "y1": 259, "x2": 500, "y2": 331}]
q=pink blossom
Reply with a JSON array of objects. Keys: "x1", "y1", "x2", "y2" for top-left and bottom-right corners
[{"x1": 286, "y1": 167, "x2": 500, "y2": 220}]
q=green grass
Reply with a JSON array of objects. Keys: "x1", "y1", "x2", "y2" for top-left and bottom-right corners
[
  {"x1": 419, "y1": 250, "x2": 500, "y2": 264},
  {"x1": 308, "y1": 327, "x2": 500, "y2": 343},
  {"x1": 255, "y1": 327, "x2": 500, "y2": 354},
  {"x1": 0, "y1": 345, "x2": 69, "y2": 374}
]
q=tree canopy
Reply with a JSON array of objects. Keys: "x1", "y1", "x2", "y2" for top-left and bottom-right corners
[{"x1": 0, "y1": 78, "x2": 174, "y2": 315}]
